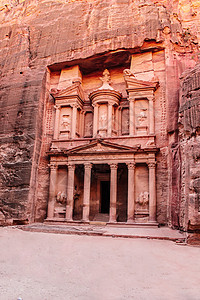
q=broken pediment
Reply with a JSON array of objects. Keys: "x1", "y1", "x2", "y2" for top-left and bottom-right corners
[
  {"x1": 67, "y1": 139, "x2": 140, "y2": 155},
  {"x1": 50, "y1": 79, "x2": 85, "y2": 102},
  {"x1": 123, "y1": 69, "x2": 159, "y2": 92}
]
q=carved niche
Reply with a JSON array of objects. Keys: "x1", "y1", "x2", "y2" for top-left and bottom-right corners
[
  {"x1": 51, "y1": 80, "x2": 84, "y2": 140},
  {"x1": 60, "y1": 107, "x2": 72, "y2": 139},
  {"x1": 123, "y1": 69, "x2": 159, "y2": 136},
  {"x1": 121, "y1": 107, "x2": 129, "y2": 135},
  {"x1": 135, "y1": 99, "x2": 149, "y2": 135},
  {"x1": 134, "y1": 164, "x2": 149, "y2": 215},
  {"x1": 84, "y1": 111, "x2": 93, "y2": 137}
]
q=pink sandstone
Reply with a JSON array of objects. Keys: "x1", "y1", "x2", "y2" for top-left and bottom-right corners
[{"x1": 0, "y1": 0, "x2": 199, "y2": 244}]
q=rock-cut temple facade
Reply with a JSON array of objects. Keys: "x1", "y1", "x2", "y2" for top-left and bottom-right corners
[{"x1": 48, "y1": 68, "x2": 159, "y2": 224}]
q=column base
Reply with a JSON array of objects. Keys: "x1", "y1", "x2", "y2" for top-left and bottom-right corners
[
  {"x1": 81, "y1": 219, "x2": 90, "y2": 223},
  {"x1": 127, "y1": 219, "x2": 135, "y2": 224},
  {"x1": 108, "y1": 220, "x2": 117, "y2": 224},
  {"x1": 65, "y1": 218, "x2": 73, "y2": 222},
  {"x1": 45, "y1": 217, "x2": 55, "y2": 221}
]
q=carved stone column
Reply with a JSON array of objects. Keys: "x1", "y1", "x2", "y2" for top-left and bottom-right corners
[
  {"x1": 66, "y1": 164, "x2": 75, "y2": 221},
  {"x1": 129, "y1": 99, "x2": 135, "y2": 136},
  {"x1": 71, "y1": 104, "x2": 78, "y2": 139},
  {"x1": 108, "y1": 103, "x2": 113, "y2": 136},
  {"x1": 53, "y1": 105, "x2": 61, "y2": 140},
  {"x1": 118, "y1": 107, "x2": 122, "y2": 136},
  {"x1": 80, "y1": 110, "x2": 85, "y2": 137},
  {"x1": 148, "y1": 162, "x2": 156, "y2": 222},
  {"x1": 109, "y1": 163, "x2": 118, "y2": 223},
  {"x1": 149, "y1": 96, "x2": 155, "y2": 134},
  {"x1": 115, "y1": 107, "x2": 119, "y2": 135},
  {"x1": 93, "y1": 104, "x2": 99, "y2": 137},
  {"x1": 82, "y1": 163, "x2": 92, "y2": 222},
  {"x1": 127, "y1": 162, "x2": 136, "y2": 223},
  {"x1": 47, "y1": 163, "x2": 58, "y2": 219}
]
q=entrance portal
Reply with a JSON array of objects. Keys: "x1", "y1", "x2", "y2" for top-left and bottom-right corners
[{"x1": 100, "y1": 181, "x2": 110, "y2": 213}]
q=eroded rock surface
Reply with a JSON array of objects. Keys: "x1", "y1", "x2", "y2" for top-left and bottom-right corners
[
  {"x1": 0, "y1": 0, "x2": 199, "y2": 239},
  {"x1": 177, "y1": 64, "x2": 200, "y2": 243}
]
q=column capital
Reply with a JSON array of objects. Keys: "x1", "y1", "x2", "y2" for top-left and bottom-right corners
[
  {"x1": 48, "y1": 163, "x2": 58, "y2": 170},
  {"x1": 110, "y1": 163, "x2": 118, "y2": 170},
  {"x1": 128, "y1": 97, "x2": 135, "y2": 102},
  {"x1": 71, "y1": 103, "x2": 79, "y2": 108},
  {"x1": 54, "y1": 104, "x2": 61, "y2": 110},
  {"x1": 92, "y1": 103, "x2": 99, "y2": 108},
  {"x1": 108, "y1": 101, "x2": 115, "y2": 107},
  {"x1": 67, "y1": 163, "x2": 76, "y2": 170},
  {"x1": 148, "y1": 161, "x2": 156, "y2": 169},
  {"x1": 84, "y1": 163, "x2": 92, "y2": 170},
  {"x1": 126, "y1": 162, "x2": 136, "y2": 169},
  {"x1": 148, "y1": 95, "x2": 155, "y2": 102}
]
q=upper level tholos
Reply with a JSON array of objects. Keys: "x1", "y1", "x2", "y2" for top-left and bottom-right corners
[{"x1": 50, "y1": 64, "x2": 159, "y2": 143}]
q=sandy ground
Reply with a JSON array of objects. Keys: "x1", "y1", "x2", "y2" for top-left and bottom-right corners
[{"x1": 0, "y1": 227, "x2": 200, "y2": 300}]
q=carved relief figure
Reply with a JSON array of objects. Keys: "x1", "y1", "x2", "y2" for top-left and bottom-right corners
[
  {"x1": 61, "y1": 115, "x2": 70, "y2": 131},
  {"x1": 136, "y1": 192, "x2": 149, "y2": 207},
  {"x1": 100, "y1": 112, "x2": 107, "y2": 128},
  {"x1": 73, "y1": 185, "x2": 80, "y2": 202},
  {"x1": 137, "y1": 108, "x2": 147, "y2": 124},
  {"x1": 84, "y1": 112, "x2": 93, "y2": 137},
  {"x1": 99, "y1": 105, "x2": 107, "y2": 129},
  {"x1": 85, "y1": 121, "x2": 93, "y2": 136},
  {"x1": 121, "y1": 108, "x2": 129, "y2": 134},
  {"x1": 56, "y1": 191, "x2": 67, "y2": 204}
]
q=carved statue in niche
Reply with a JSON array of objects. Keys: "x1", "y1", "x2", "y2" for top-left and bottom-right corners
[
  {"x1": 84, "y1": 112, "x2": 93, "y2": 137},
  {"x1": 56, "y1": 191, "x2": 67, "y2": 204},
  {"x1": 121, "y1": 108, "x2": 129, "y2": 134},
  {"x1": 99, "y1": 105, "x2": 107, "y2": 130},
  {"x1": 100, "y1": 113, "x2": 107, "y2": 128},
  {"x1": 61, "y1": 115, "x2": 70, "y2": 131},
  {"x1": 85, "y1": 121, "x2": 93, "y2": 136},
  {"x1": 137, "y1": 108, "x2": 147, "y2": 124},
  {"x1": 73, "y1": 185, "x2": 80, "y2": 202},
  {"x1": 136, "y1": 191, "x2": 149, "y2": 208}
]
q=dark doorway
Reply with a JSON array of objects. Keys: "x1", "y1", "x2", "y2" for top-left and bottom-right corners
[{"x1": 100, "y1": 181, "x2": 110, "y2": 213}]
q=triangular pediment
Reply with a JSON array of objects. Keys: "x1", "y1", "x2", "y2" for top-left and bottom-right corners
[
  {"x1": 67, "y1": 139, "x2": 140, "y2": 155},
  {"x1": 50, "y1": 81, "x2": 85, "y2": 100},
  {"x1": 123, "y1": 71, "x2": 159, "y2": 91},
  {"x1": 126, "y1": 77, "x2": 159, "y2": 91}
]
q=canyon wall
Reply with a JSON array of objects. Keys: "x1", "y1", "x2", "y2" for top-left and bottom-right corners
[
  {"x1": 178, "y1": 64, "x2": 200, "y2": 244},
  {"x1": 0, "y1": 0, "x2": 199, "y2": 232}
]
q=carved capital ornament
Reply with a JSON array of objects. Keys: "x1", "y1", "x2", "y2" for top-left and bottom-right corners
[
  {"x1": 67, "y1": 163, "x2": 76, "y2": 170},
  {"x1": 127, "y1": 162, "x2": 136, "y2": 170},
  {"x1": 84, "y1": 163, "x2": 93, "y2": 170},
  {"x1": 49, "y1": 163, "x2": 58, "y2": 170},
  {"x1": 110, "y1": 163, "x2": 118, "y2": 170},
  {"x1": 148, "y1": 162, "x2": 156, "y2": 169}
]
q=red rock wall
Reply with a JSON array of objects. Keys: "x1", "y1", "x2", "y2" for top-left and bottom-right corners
[
  {"x1": 178, "y1": 64, "x2": 200, "y2": 235},
  {"x1": 0, "y1": 0, "x2": 199, "y2": 225}
]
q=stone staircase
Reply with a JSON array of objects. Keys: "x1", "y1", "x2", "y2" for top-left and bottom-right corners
[{"x1": 90, "y1": 213, "x2": 109, "y2": 225}]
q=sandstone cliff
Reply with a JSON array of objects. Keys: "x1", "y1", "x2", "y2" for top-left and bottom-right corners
[{"x1": 0, "y1": 0, "x2": 199, "y2": 232}]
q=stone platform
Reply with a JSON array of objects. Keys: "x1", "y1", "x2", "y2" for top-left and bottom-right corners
[{"x1": 17, "y1": 223, "x2": 186, "y2": 243}]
